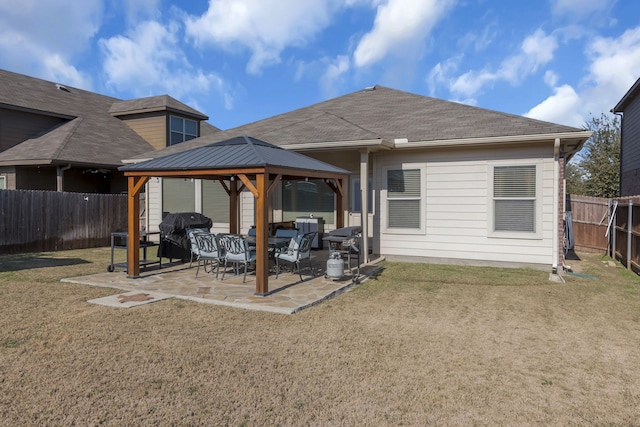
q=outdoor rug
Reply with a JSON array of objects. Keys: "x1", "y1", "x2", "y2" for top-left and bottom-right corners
[{"x1": 88, "y1": 291, "x2": 173, "y2": 308}]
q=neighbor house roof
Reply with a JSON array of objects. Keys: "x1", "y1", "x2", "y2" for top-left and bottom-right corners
[
  {"x1": 612, "y1": 76, "x2": 640, "y2": 113},
  {"x1": 109, "y1": 94, "x2": 209, "y2": 120},
  {"x1": 0, "y1": 69, "x2": 214, "y2": 167},
  {"x1": 129, "y1": 85, "x2": 591, "y2": 161}
]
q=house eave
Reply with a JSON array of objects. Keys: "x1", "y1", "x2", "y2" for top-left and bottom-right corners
[
  {"x1": 392, "y1": 131, "x2": 593, "y2": 149},
  {"x1": 110, "y1": 106, "x2": 208, "y2": 120},
  {"x1": 279, "y1": 138, "x2": 394, "y2": 152}
]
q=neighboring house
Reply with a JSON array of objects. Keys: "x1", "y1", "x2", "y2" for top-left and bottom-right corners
[
  {"x1": 0, "y1": 69, "x2": 218, "y2": 193},
  {"x1": 612, "y1": 77, "x2": 640, "y2": 196},
  {"x1": 128, "y1": 85, "x2": 591, "y2": 271}
]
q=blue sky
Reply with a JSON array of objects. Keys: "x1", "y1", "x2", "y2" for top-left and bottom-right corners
[{"x1": 1, "y1": 0, "x2": 639, "y2": 130}]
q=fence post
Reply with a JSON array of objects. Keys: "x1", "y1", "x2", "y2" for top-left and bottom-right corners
[
  {"x1": 611, "y1": 200, "x2": 616, "y2": 259},
  {"x1": 627, "y1": 199, "x2": 632, "y2": 270}
]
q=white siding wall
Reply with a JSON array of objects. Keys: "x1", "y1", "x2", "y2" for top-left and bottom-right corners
[
  {"x1": 375, "y1": 143, "x2": 556, "y2": 267},
  {"x1": 240, "y1": 189, "x2": 254, "y2": 234}
]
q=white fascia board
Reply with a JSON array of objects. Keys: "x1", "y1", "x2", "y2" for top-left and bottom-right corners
[
  {"x1": 279, "y1": 139, "x2": 393, "y2": 151},
  {"x1": 393, "y1": 131, "x2": 593, "y2": 149},
  {"x1": 121, "y1": 158, "x2": 153, "y2": 165}
]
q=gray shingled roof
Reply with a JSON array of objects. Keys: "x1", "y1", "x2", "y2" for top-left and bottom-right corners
[
  {"x1": 120, "y1": 135, "x2": 349, "y2": 175},
  {"x1": 130, "y1": 85, "x2": 585, "y2": 160},
  {"x1": 109, "y1": 94, "x2": 208, "y2": 120},
  {"x1": 0, "y1": 69, "x2": 212, "y2": 167}
]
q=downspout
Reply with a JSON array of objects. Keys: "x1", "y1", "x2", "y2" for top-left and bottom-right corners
[
  {"x1": 56, "y1": 164, "x2": 71, "y2": 192},
  {"x1": 612, "y1": 110, "x2": 623, "y2": 196},
  {"x1": 360, "y1": 149, "x2": 370, "y2": 263},
  {"x1": 552, "y1": 138, "x2": 560, "y2": 273}
]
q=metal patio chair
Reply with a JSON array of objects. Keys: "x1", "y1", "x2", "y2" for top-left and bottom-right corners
[
  {"x1": 187, "y1": 227, "x2": 211, "y2": 268},
  {"x1": 219, "y1": 234, "x2": 257, "y2": 283},
  {"x1": 193, "y1": 232, "x2": 224, "y2": 279},
  {"x1": 274, "y1": 232, "x2": 316, "y2": 280}
]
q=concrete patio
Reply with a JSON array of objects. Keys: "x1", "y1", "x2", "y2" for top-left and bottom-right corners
[{"x1": 63, "y1": 251, "x2": 384, "y2": 314}]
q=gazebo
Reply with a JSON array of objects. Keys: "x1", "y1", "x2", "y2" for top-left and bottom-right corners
[{"x1": 119, "y1": 135, "x2": 350, "y2": 295}]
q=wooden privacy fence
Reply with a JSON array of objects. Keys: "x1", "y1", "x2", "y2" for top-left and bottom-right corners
[
  {"x1": 0, "y1": 189, "x2": 128, "y2": 254},
  {"x1": 567, "y1": 194, "x2": 640, "y2": 273}
]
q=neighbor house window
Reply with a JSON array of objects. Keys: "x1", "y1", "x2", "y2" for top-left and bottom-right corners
[
  {"x1": 492, "y1": 165, "x2": 537, "y2": 233},
  {"x1": 0, "y1": 176, "x2": 5, "y2": 189},
  {"x1": 170, "y1": 115, "x2": 198, "y2": 145},
  {"x1": 387, "y1": 169, "x2": 421, "y2": 229},
  {"x1": 352, "y1": 178, "x2": 373, "y2": 214}
]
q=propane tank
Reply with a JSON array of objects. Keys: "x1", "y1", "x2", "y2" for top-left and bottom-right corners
[{"x1": 326, "y1": 252, "x2": 344, "y2": 278}]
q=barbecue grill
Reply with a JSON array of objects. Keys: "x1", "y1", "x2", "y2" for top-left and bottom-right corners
[
  {"x1": 158, "y1": 212, "x2": 212, "y2": 260},
  {"x1": 322, "y1": 226, "x2": 362, "y2": 281}
]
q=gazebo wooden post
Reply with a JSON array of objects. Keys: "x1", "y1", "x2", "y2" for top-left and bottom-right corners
[
  {"x1": 229, "y1": 178, "x2": 239, "y2": 234},
  {"x1": 255, "y1": 172, "x2": 269, "y2": 295},
  {"x1": 126, "y1": 175, "x2": 149, "y2": 278}
]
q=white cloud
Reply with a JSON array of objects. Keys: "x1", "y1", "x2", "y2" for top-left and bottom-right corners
[
  {"x1": 450, "y1": 69, "x2": 496, "y2": 99},
  {"x1": 100, "y1": 20, "x2": 234, "y2": 109},
  {"x1": 426, "y1": 55, "x2": 462, "y2": 96},
  {"x1": 524, "y1": 84, "x2": 583, "y2": 127},
  {"x1": 320, "y1": 55, "x2": 351, "y2": 97},
  {"x1": 582, "y1": 27, "x2": 640, "y2": 114},
  {"x1": 353, "y1": 0, "x2": 455, "y2": 68},
  {"x1": 184, "y1": 0, "x2": 338, "y2": 74},
  {"x1": 114, "y1": 0, "x2": 162, "y2": 25},
  {"x1": 544, "y1": 70, "x2": 559, "y2": 87},
  {"x1": 0, "y1": 0, "x2": 102, "y2": 88},
  {"x1": 551, "y1": 0, "x2": 613, "y2": 19},
  {"x1": 448, "y1": 29, "x2": 558, "y2": 99},
  {"x1": 525, "y1": 26, "x2": 640, "y2": 127}
]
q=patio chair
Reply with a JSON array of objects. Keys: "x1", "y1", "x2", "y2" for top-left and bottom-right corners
[
  {"x1": 193, "y1": 232, "x2": 224, "y2": 279},
  {"x1": 219, "y1": 234, "x2": 256, "y2": 283},
  {"x1": 274, "y1": 232, "x2": 316, "y2": 280},
  {"x1": 187, "y1": 227, "x2": 210, "y2": 268}
]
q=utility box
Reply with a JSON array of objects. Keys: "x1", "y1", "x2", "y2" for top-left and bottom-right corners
[{"x1": 295, "y1": 216, "x2": 324, "y2": 249}]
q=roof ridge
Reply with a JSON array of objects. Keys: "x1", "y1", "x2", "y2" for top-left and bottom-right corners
[
  {"x1": 242, "y1": 134, "x2": 267, "y2": 164},
  {"x1": 51, "y1": 117, "x2": 83, "y2": 160},
  {"x1": 322, "y1": 111, "x2": 380, "y2": 138}
]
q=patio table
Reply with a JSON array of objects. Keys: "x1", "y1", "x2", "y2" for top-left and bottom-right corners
[{"x1": 246, "y1": 236, "x2": 291, "y2": 252}]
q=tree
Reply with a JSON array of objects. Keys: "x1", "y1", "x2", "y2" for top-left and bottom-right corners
[
  {"x1": 565, "y1": 161, "x2": 586, "y2": 195},
  {"x1": 567, "y1": 113, "x2": 620, "y2": 198}
]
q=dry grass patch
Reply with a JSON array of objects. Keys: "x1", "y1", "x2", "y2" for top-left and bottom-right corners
[{"x1": 1, "y1": 249, "x2": 640, "y2": 425}]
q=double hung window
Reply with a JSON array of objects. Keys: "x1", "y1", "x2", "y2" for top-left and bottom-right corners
[
  {"x1": 492, "y1": 165, "x2": 537, "y2": 233},
  {"x1": 386, "y1": 169, "x2": 421, "y2": 229}
]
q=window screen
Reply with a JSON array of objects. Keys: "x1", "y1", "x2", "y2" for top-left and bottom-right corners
[
  {"x1": 162, "y1": 178, "x2": 195, "y2": 215},
  {"x1": 387, "y1": 169, "x2": 421, "y2": 229},
  {"x1": 493, "y1": 165, "x2": 536, "y2": 232},
  {"x1": 282, "y1": 179, "x2": 334, "y2": 223},
  {"x1": 202, "y1": 179, "x2": 230, "y2": 223}
]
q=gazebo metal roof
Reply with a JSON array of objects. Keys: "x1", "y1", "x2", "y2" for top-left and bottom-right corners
[
  {"x1": 120, "y1": 135, "x2": 349, "y2": 175},
  {"x1": 120, "y1": 135, "x2": 350, "y2": 296}
]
